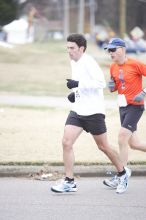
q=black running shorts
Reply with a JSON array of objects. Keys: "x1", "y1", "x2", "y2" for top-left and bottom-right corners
[
  {"x1": 119, "y1": 104, "x2": 145, "y2": 132},
  {"x1": 65, "y1": 111, "x2": 107, "y2": 135}
]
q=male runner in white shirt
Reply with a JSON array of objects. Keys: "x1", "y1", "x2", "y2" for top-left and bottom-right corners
[{"x1": 51, "y1": 33, "x2": 129, "y2": 194}]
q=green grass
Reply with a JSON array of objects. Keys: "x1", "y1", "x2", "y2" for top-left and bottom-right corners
[{"x1": 0, "y1": 40, "x2": 146, "y2": 96}]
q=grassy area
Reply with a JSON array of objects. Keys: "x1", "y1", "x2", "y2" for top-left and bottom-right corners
[
  {"x1": 0, "y1": 106, "x2": 145, "y2": 164},
  {"x1": 0, "y1": 40, "x2": 146, "y2": 96},
  {"x1": 0, "y1": 41, "x2": 146, "y2": 164},
  {"x1": 0, "y1": 41, "x2": 70, "y2": 96}
]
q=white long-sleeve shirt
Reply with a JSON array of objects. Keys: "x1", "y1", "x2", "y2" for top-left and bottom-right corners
[{"x1": 70, "y1": 53, "x2": 106, "y2": 115}]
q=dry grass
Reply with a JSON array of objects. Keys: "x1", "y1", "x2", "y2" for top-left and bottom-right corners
[
  {"x1": 0, "y1": 41, "x2": 70, "y2": 96},
  {"x1": 0, "y1": 40, "x2": 146, "y2": 96},
  {"x1": 0, "y1": 106, "x2": 146, "y2": 164}
]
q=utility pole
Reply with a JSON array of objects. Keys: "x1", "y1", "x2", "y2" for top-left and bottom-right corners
[
  {"x1": 64, "y1": 0, "x2": 69, "y2": 39},
  {"x1": 78, "y1": 0, "x2": 85, "y2": 33},
  {"x1": 89, "y1": 0, "x2": 96, "y2": 39},
  {"x1": 119, "y1": 0, "x2": 126, "y2": 38}
]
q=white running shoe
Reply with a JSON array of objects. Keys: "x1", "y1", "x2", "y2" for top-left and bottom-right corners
[
  {"x1": 125, "y1": 167, "x2": 132, "y2": 177},
  {"x1": 103, "y1": 175, "x2": 119, "y2": 189},
  {"x1": 51, "y1": 179, "x2": 77, "y2": 193},
  {"x1": 103, "y1": 167, "x2": 131, "y2": 189},
  {"x1": 116, "y1": 172, "x2": 129, "y2": 194}
]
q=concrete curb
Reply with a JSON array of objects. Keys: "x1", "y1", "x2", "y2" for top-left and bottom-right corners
[{"x1": 0, "y1": 165, "x2": 146, "y2": 177}]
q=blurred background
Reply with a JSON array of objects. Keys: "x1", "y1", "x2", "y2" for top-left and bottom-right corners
[
  {"x1": 0, "y1": 0, "x2": 146, "y2": 47},
  {"x1": 0, "y1": 0, "x2": 146, "y2": 96}
]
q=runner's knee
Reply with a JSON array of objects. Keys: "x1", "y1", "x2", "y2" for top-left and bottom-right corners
[
  {"x1": 98, "y1": 143, "x2": 109, "y2": 153},
  {"x1": 62, "y1": 138, "x2": 73, "y2": 151},
  {"x1": 129, "y1": 140, "x2": 139, "y2": 150},
  {"x1": 118, "y1": 129, "x2": 130, "y2": 145}
]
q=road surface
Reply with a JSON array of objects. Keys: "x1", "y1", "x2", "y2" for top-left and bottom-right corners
[{"x1": 0, "y1": 177, "x2": 146, "y2": 220}]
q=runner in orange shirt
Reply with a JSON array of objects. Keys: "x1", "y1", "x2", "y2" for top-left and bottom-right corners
[{"x1": 103, "y1": 38, "x2": 146, "y2": 189}]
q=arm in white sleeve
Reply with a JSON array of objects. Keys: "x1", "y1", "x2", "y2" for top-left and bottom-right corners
[{"x1": 79, "y1": 60, "x2": 106, "y2": 89}]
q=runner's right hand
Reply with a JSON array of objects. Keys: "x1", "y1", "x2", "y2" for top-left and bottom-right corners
[{"x1": 67, "y1": 92, "x2": 75, "y2": 103}]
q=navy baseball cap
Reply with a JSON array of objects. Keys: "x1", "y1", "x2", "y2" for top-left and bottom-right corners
[{"x1": 104, "y1": 38, "x2": 126, "y2": 49}]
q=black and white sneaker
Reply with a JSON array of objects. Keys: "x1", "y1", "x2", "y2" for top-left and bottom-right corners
[
  {"x1": 103, "y1": 175, "x2": 119, "y2": 189},
  {"x1": 51, "y1": 179, "x2": 77, "y2": 193},
  {"x1": 103, "y1": 167, "x2": 131, "y2": 190},
  {"x1": 116, "y1": 172, "x2": 128, "y2": 194}
]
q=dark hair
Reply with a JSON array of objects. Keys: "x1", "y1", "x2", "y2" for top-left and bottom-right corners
[{"x1": 67, "y1": 33, "x2": 87, "y2": 51}]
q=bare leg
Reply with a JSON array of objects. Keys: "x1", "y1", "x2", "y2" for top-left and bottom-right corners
[
  {"x1": 117, "y1": 128, "x2": 146, "y2": 166},
  {"x1": 93, "y1": 132, "x2": 124, "y2": 172},
  {"x1": 129, "y1": 131, "x2": 146, "y2": 151},
  {"x1": 62, "y1": 125, "x2": 83, "y2": 178},
  {"x1": 118, "y1": 127, "x2": 132, "y2": 166}
]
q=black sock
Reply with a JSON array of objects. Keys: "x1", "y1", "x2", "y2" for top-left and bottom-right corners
[
  {"x1": 117, "y1": 168, "x2": 126, "y2": 177},
  {"x1": 65, "y1": 177, "x2": 74, "y2": 182}
]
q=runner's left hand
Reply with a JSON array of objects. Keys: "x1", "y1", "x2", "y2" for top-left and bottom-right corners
[
  {"x1": 133, "y1": 91, "x2": 146, "y2": 102},
  {"x1": 66, "y1": 79, "x2": 79, "y2": 89}
]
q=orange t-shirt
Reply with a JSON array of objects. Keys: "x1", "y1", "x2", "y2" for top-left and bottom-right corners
[{"x1": 110, "y1": 58, "x2": 146, "y2": 105}]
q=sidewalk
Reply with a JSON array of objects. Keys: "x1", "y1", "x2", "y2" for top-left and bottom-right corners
[
  {"x1": 0, "y1": 94, "x2": 146, "y2": 177},
  {"x1": 0, "y1": 94, "x2": 117, "y2": 109},
  {"x1": 0, "y1": 164, "x2": 146, "y2": 178}
]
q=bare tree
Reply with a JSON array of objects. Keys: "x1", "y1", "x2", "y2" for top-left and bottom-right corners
[
  {"x1": 89, "y1": 0, "x2": 96, "y2": 38},
  {"x1": 64, "y1": 0, "x2": 69, "y2": 38},
  {"x1": 119, "y1": 0, "x2": 126, "y2": 38},
  {"x1": 77, "y1": 0, "x2": 85, "y2": 33}
]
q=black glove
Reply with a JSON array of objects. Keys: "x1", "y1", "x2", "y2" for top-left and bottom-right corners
[
  {"x1": 66, "y1": 79, "x2": 79, "y2": 89},
  {"x1": 67, "y1": 92, "x2": 75, "y2": 103}
]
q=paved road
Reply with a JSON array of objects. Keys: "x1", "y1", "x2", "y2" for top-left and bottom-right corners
[{"x1": 0, "y1": 177, "x2": 146, "y2": 220}]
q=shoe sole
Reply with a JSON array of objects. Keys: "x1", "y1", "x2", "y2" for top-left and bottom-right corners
[
  {"x1": 51, "y1": 187, "x2": 77, "y2": 193},
  {"x1": 116, "y1": 190, "x2": 127, "y2": 194},
  {"x1": 116, "y1": 187, "x2": 128, "y2": 194},
  {"x1": 103, "y1": 180, "x2": 117, "y2": 189}
]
